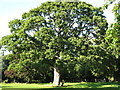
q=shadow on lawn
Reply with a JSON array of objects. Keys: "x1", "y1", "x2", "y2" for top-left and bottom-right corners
[
  {"x1": 1, "y1": 87, "x2": 120, "y2": 90},
  {"x1": 1, "y1": 86, "x2": 11, "y2": 88},
  {"x1": 71, "y1": 82, "x2": 120, "y2": 88}
]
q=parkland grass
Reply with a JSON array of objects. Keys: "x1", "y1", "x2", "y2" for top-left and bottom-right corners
[{"x1": 1, "y1": 82, "x2": 120, "y2": 90}]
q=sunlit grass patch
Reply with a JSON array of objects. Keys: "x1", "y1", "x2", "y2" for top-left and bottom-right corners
[{"x1": 2, "y1": 83, "x2": 53, "y2": 88}]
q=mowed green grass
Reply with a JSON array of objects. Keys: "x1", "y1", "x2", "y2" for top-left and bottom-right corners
[{"x1": 1, "y1": 82, "x2": 120, "y2": 90}]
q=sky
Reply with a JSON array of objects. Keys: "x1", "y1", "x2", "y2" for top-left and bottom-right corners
[{"x1": 0, "y1": 0, "x2": 115, "y2": 39}]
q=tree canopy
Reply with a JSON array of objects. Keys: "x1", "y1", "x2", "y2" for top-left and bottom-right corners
[
  {"x1": 1, "y1": 1, "x2": 110, "y2": 85},
  {"x1": 105, "y1": 2, "x2": 120, "y2": 81}
]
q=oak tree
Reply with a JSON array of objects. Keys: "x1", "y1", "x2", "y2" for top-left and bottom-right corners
[{"x1": 2, "y1": 1, "x2": 108, "y2": 85}]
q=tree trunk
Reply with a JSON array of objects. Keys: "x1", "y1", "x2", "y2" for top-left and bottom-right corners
[
  {"x1": 53, "y1": 67, "x2": 60, "y2": 86},
  {"x1": 114, "y1": 59, "x2": 120, "y2": 82},
  {"x1": 114, "y1": 70, "x2": 120, "y2": 82}
]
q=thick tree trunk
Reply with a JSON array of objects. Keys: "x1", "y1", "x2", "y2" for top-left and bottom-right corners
[{"x1": 53, "y1": 67, "x2": 60, "y2": 86}]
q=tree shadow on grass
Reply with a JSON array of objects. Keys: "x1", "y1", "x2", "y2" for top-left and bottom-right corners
[
  {"x1": 71, "y1": 82, "x2": 120, "y2": 88},
  {"x1": 1, "y1": 86, "x2": 11, "y2": 88},
  {"x1": 40, "y1": 87, "x2": 120, "y2": 90},
  {"x1": 1, "y1": 86, "x2": 11, "y2": 90},
  {"x1": 1, "y1": 87, "x2": 120, "y2": 90}
]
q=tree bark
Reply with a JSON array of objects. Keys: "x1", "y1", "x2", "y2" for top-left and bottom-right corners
[
  {"x1": 114, "y1": 59, "x2": 120, "y2": 82},
  {"x1": 53, "y1": 67, "x2": 60, "y2": 86},
  {"x1": 114, "y1": 69, "x2": 120, "y2": 81}
]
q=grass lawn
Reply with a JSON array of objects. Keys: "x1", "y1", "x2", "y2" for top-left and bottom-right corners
[{"x1": 1, "y1": 82, "x2": 120, "y2": 90}]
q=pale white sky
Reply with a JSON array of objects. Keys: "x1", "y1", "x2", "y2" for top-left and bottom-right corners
[{"x1": 0, "y1": 0, "x2": 115, "y2": 39}]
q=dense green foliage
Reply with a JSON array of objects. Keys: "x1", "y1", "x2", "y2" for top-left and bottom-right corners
[
  {"x1": 1, "y1": 0, "x2": 119, "y2": 84},
  {"x1": 105, "y1": 2, "x2": 120, "y2": 81},
  {"x1": 0, "y1": 42, "x2": 2, "y2": 82}
]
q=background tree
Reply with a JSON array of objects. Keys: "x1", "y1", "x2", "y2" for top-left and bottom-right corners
[
  {"x1": 105, "y1": 2, "x2": 120, "y2": 81},
  {"x1": 0, "y1": 41, "x2": 2, "y2": 82},
  {"x1": 1, "y1": 1, "x2": 108, "y2": 85}
]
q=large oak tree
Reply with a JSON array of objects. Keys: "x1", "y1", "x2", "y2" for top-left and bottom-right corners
[{"x1": 2, "y1": 1, "x2": 108, "y2": 85}]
